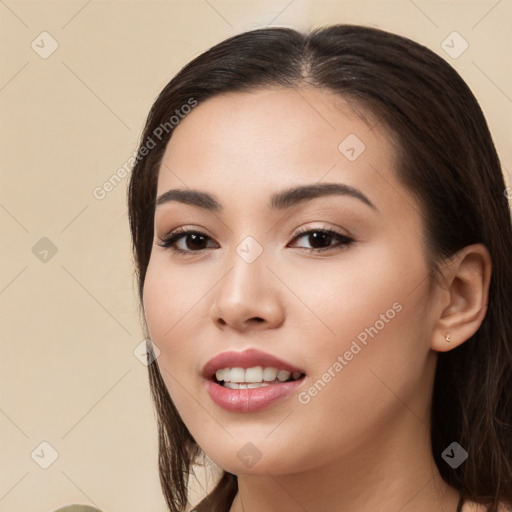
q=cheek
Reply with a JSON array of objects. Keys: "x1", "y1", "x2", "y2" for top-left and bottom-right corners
[
  {"x1": 283, "y1": 240, "x2": 429, "y2": 358},
  {"x1": 142, "y1": 258, "x2": 208, "y2": 423},
  {"x1": 143, "y1": 254, "x2": 211, "y2": 346},
  {"x1": 142, "y1": 256, "x2": 206, "y2": 381},
  {"x1": 283, "y1": 243, "x2": 433, "y2": 432}
]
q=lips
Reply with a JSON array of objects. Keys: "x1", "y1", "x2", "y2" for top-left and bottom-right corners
[
  {"x1": 202, "y1": 348, "x2": 306, "y2": 413},
  {"x1": 201, "y1": 348, "x2": 306, "y2": 380}
]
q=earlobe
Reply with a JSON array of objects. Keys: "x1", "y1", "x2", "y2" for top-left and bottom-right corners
[{"x1": 431, "y1": 244, "x2": 492, "y2": 353}]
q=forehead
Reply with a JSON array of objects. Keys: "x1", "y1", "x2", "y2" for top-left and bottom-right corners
[{"x1": 156, "y1": 87, "x2": 410, "y2": 219}]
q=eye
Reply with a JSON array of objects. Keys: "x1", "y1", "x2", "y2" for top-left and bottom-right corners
[
  {"x1": 157, "y1": 226, "x2": 354, "y2": 255},
  {"x1": 289, "y1": 226, "x2": 354, "y2": 253},
  {"x1": 157, "y1": 227, "x2": 216, "y2": 253}
]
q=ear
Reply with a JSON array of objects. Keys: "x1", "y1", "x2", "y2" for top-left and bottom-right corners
[{"x1": 431, "y1": 243, "x2": 492, "y2": 352}]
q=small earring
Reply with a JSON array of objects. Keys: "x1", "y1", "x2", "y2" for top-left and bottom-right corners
[{"x1": 445, "y1": 333, "x2": 452, "y2": 343}]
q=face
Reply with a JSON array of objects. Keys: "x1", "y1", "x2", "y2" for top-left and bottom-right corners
[{"x1": 143, "y1": 87, "x2": 441, "y2": 476}]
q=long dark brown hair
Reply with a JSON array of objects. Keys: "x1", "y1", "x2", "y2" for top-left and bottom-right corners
[{"x1": 127, "y1": 25, "x2": 512, "y2": 512}]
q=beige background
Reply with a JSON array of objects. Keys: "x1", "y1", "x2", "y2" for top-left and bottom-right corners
[{"x1": 1, "y1": 1, "x2": 510, "y2": 511}]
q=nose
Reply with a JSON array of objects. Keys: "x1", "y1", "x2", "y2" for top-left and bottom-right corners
[{"x1": 209, "y1": 248, "x2": 286, "y2": 332}]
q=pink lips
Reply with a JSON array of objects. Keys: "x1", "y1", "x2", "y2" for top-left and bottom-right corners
[
  {"x1": 202, "y1": 348, "x2": 306, "y2": 413},
  {"x1": 202, "y1": 348, "x2": 305, "y2": 379}
]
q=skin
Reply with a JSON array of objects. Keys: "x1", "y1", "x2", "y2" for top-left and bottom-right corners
[{"x1": 142, "y1": 87, "x2": 491, "y2": 512}]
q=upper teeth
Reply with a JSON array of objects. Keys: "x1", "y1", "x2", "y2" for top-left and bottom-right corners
[{"x1": 215, "y1": 366, "x2": 302, "y2": 383}]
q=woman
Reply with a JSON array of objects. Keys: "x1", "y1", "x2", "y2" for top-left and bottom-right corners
[{"x1": 127, "y1": 25, "x2": 512, "y2": 512}]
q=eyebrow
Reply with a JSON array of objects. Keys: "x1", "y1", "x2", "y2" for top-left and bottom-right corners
[{"x1": 155, "y1": 182, "x2": 377, "y2": 212}]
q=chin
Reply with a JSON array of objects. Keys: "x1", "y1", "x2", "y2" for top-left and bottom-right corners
[{"x1": 200, "y1": 441, "x2": 300, "y2": 477}]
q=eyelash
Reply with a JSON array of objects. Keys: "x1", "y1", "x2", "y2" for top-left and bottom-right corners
[{"x1": 157, "y1": 225, "x2": 354, "y2": 255}]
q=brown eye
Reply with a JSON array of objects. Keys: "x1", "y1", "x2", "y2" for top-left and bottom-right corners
[
  {"x1": 182, "y1": 233, "x2": 209, "y2": 250},
  {"x1": 291, "y1": 228, "x2": 354, "y2": 253},
  {"x1": 158, "y1": 229, "x2": 216, "y2": 253},
  {"x1": 305, "y1": 231, "x2": 334, "y2": 249}
]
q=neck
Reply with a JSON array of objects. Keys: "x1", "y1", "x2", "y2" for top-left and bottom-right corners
[{"x1": 228, "y1": 407, "x2": 460, "y2": 512}]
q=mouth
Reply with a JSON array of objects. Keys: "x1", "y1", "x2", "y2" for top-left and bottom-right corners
[
  {"x1": 212, "y1": 366, "x2": 305, "y2": 389},
  {"x1": 202, "y1": 348, "x2": 307, "y2": 412}
]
